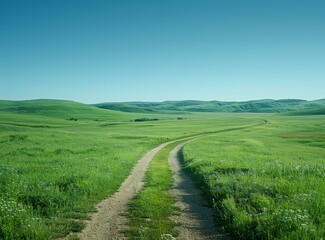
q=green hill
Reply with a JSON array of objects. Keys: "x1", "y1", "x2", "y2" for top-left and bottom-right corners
[
  {"x1": 1, "y1": 99, "x2": 324, "y2": 119},
  {"x1": 94, "y1": 99, "x2": 325, "y2": 114},
  {"x1": 282, "y1": 107, "x2": 325, "y2": 116},
  {"x1": 0, "y1": 99, "x2": 132, "y2": 121}
]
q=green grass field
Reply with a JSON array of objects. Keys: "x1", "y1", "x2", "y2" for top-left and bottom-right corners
[
  {"x1": 0, "y1": 99, "x2": 324, "y2": 239},
  {"x1": 0, "y1": 116, "x2": 162, "y2": 239},
  {"x1": 182, "y1": 115, "x2": 325, "y2": 239}
]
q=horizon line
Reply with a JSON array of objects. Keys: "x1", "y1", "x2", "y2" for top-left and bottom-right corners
[{"x1": 1, "y1": 97, "x2": 324, "y2": 105}]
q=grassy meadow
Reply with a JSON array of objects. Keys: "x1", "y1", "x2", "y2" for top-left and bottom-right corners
[
  {"x1": 0, "y1": 114, "x2": 162, "y2": 239},
  {"x1": 182, "y1": 115, "x2": 325, "y2": 239},
  {"x1": 0, "y1": 99, "x2": 261, "y2": 239},
  {"x1": 0, "y1": 99, "x2": 323, "y2": 239}
]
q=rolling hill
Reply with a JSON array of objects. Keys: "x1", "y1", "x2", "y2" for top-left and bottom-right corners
[
  {"x1": 1, "y1": 99, "x2": 324, "y2": 118},
  {"x1": 0, "y1": 99, "x2": 133, "y2": 121},
  {"x1": 94, "y1": 99, "x2": 325, "y2": 114}
]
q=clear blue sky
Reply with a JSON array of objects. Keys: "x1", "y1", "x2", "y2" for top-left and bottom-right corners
[{"x1": 1, "y1": 0, "x2": 324, "y2": 103}]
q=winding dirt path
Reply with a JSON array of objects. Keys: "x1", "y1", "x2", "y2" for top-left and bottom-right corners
[
  {"x1": 73, "y1": 135, "x2": 230, "y2": 240},
  {"x1": 77, "y1": 141, "x2": 172, "y2": 240},
  {"x1": 169, "y1": 141, "x2": 231, "y2": 240}
]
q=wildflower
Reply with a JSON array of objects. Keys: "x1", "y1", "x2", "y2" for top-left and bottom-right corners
[{"x1": 161, "y1": 234, "x2": 176, "y2": 240}]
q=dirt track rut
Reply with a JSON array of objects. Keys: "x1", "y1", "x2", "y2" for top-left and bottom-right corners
[{"x1": 169, "y1": 141, "x2": 230, "y2": 240}]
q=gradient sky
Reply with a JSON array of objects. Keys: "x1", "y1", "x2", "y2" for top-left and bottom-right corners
[{"x1": 1, "y1": 0, "x2": 324, "y2": 103}]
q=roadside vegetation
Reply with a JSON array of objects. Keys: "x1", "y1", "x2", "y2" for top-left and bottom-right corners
[
  {"x1": 182, "y1": 116, "x2": 325, "y2": 239},
  {"x1": 0, "y1": 118, "x2": 161, "y2": 239}
]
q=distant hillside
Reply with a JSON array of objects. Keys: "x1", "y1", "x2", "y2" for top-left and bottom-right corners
[
  {"x1": 282, "y1": 107, "x2": 325, "y2": 116},
  {"x1": 94, "y1": 99, "x2": 325, "y2": 114},
  {"x1": 1, "y1": 99, "x2": 324, "y2": 119},
  {"x1": 0, "y1": 99, "x2": 131, "y2": 121}
]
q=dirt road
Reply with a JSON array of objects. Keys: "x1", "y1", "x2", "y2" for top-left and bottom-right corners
[
  {"x1": 75, "y1": 136, "x2": 229, "y2": 240},
  {"x1": 169, "y1": 141, "x2": 230, "y2": 240}
]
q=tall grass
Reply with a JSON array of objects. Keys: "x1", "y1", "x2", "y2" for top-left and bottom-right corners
[
  {"x1": 182, "y1": 117, "x2": 325, "y2": 239},
  {"x1": 0, "y1": 124, "x2": 162, "y2": 238}
]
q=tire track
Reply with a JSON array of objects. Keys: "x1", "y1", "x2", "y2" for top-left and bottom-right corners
[{"x1": 169, "y1": 141, "x2": 231, "y2": 240}]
